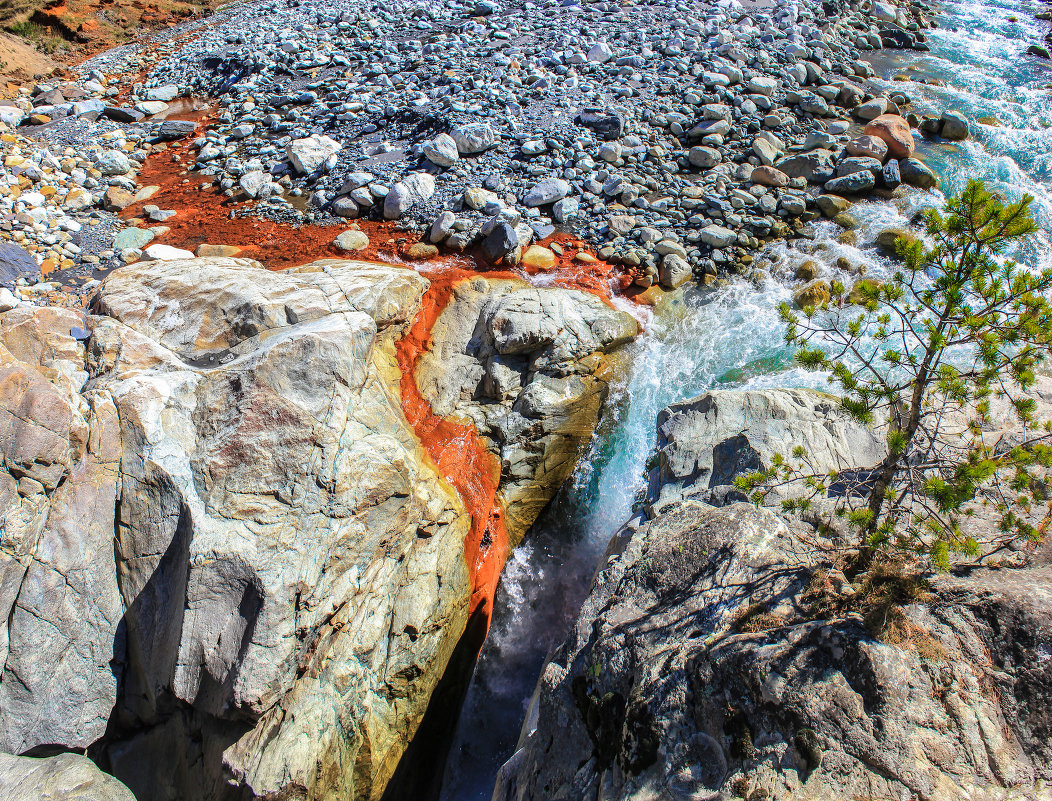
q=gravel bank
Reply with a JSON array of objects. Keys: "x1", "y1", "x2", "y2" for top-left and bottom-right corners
[{"x1": 1, "y1": 0, "x2": 958, "y2": 299}]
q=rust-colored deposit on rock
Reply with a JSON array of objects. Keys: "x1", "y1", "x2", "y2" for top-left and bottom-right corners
[
  {"x1": 120, "y1": 111, "x2": 348, "y2": 268},
  {"x1": 124, "y1": 108, "x2": 643, "y2": 298},
  {"x1": 15, "y1": 0, "x2": 216, "y2": 67},
  {"x1": 395, "y1": 267, "x2": 514, "y2": 627},
  {"x1": 121, "y1": 109, "x2": 446, "y2": 268},
  {"x1": 393, "y1": 250, "x2": 631, "y2": 629}
]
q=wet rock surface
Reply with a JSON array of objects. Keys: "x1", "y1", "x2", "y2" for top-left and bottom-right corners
[
  {"x1": 0, "y1": 0, "x2": 1003, "y2": 798},
  {"x1": 415, "y1": 277, "x2": 638, "y2": 543}
]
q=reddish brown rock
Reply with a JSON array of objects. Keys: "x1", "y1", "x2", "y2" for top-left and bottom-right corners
[
  {"x1": 750, "y1": 165, "x2": 790, "y2": 187},
  {"x1": 102, "y1": 186, "x2": 136, "y2": 212},
  {"x1": 864, "y1": 114, "x2": 915, "y2": 159}
]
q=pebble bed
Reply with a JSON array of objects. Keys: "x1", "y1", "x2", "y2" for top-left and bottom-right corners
[{"x1": 0, "y1": 0, "x2": 966, "y2": 304}]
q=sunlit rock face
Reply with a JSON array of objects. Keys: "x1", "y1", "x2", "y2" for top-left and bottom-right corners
[
  {"x1": 0, "y1": 257, "x2": 638, "y2": 801},
  {"x1": 495, "y1": 389, "x2": 1052, "y2": 801}
]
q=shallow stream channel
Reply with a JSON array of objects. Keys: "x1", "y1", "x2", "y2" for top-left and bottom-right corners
[{"x1": 437, "y1": 1, "x2": 1052, "y2": 796}]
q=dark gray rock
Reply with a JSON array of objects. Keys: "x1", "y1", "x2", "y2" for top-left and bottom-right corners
[
  {"x1": 881, "y1": 158, "x2": 902, "y2": 189},
  {"x1": 154, "y1": 120, "x2": 197, "y2": 141},
  {"x1": 577, "y1": 108, "x2": 624, "y2": 140},
  {"x1": 480, "y1": 222, "x2": 519, "y2": 263},
  {"x1": 775, "y1": 149, "x2": 837, "y2": 183},
  {"x1": 880, "y1": 28, "x2": 916, "y2": 48},
  {"x1": 940, "y1": 110, "x2": 970, "y2": 141},
  {"x1": 0, "y1": 243, "x2": 41, "y2": 288},
  {"x1": 104, "y1": 107, "x2": 146, "y2": 124},
  {"x1": 34, "y1": 88, "x2": 65, "y2": 106},
  {"x1": 900, "y1": 157, "x2": 939, "y2": 189},
  {"x1": 495, "y1": 393, "x2": 1052, "y2": 801},
  {"x1": 824, "y1": 170, "x2": 876, "y2": 194}
]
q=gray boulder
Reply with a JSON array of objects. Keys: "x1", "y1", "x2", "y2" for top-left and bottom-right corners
[
  {"x1": 699, "y1": 224, "x2": 737, "y2": 248},
  {"x1": 523, "y1": 178, "x2": 570, "y2": 207},
  {"x1": 383, "y1": 172, "x2": 436, "y2": 219},
  {"x1": 0, "y1": 753, "x2": 135, "y2": 801},
  {"x1": 687, "y1": 118, "x2": 732, "y2": 140},
  {"x1": 238, "y1": 170, "x2": 269, "y2": 198},
  {"x1": 286, "y1": 134, "x2": 341, "y2": 174},
  {"x1": 837, "y1": 83, "x2": 865, "y2": 107},
  {"x1": 688, "y1": 146, "x2": 721, "y2": 168},
  {"x1": 751, "y1": 136, "x2": 783, "y2": 166},
  {"x1": 0, "y1": 104, "x2": 24, "y2": 127},
  {"x1": 451, "y1": 122, "x2": 497, "y2": 154},
  {"x1": 775, "y1": 149, "x2": 837, "y2": 183},
  {"x1": 429, "y1": 210, "x2": 457, "y2": 243},
  {"x1": 824, "y1": 170, "x2": 876, "y2": 194},
  {"x1": 940, "y1": 110, "x2": 970, "y2": 140},
  {"x1": 95, "y1": 150, "x2": 132, "y2": 176},
  {"x1": 854, "y1": 96, "x2": 889, "y2": 120},
  {"x1": 552, "y1": 197, "x2": 579, "y2": 223},
  {"x1": 836, "y1": 156, "x2": 883, "y2": 177},
  {"x1": 798, "y1": 92, "x2": 830, "y2": 116},
  {"x1": 747, "y1": 75, "x2": 779, "y2": 96},
  {"x1": 155, "y1": 120, "x2": 196, "y2": 141},
  {"x1": 646, "y1": 388, "x2": 885, "y2": 512},
  {"x1": 144, "y1": 84, "x2": 179, "y2": 102},
  {"x1": 659, "y1": 254, "x2": 691, "y2": 289},
  {"x1": 423, "y1": 132, "x2": 460, "y2": 167}
]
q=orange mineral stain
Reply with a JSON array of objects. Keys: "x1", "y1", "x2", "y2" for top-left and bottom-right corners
[
  {"x1": 391, "y1": 247, "x2": 631, "y2": 629},
  {"x1": 394, "y1": 268, "x2": 516, "y2": 627}
]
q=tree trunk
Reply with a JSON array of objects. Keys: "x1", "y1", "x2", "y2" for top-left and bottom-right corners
[{"x1": 858, "y1": 351, "x2": 935, "y2": 571}]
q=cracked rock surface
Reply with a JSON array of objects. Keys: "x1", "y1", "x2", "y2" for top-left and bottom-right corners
[
  {"x1": 91, "y1": 257, "x2": 465, "y2": 801},
  {"x1": 494, "y1": 391, "x2": 1052, "y2": 801},
  {"x1": 414, "y1": 277, "x2": 638, "y2": 544},
  {"x1": 0, "y1": 255, "x2": 637, "y2": 801},
  {"x1": 3, "y1": 257, "x2": 471, "y2": 801},
  {"x1": 0, "y1": 752, "x2": 136, "y2": 801}
]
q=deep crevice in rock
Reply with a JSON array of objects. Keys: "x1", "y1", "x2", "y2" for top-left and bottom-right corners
[{"x1": 380, "y1": 606, "x2": 490, "y2": 801}]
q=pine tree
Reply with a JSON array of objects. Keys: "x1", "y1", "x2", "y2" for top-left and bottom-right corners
[{"x1": 739, "y1": 180, "x2": 1052, "y2": 572}]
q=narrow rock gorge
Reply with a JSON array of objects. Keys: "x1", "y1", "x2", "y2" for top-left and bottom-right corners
[{"x1": 2, "y1": 0, "x2": 1052, "y2": 796}]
